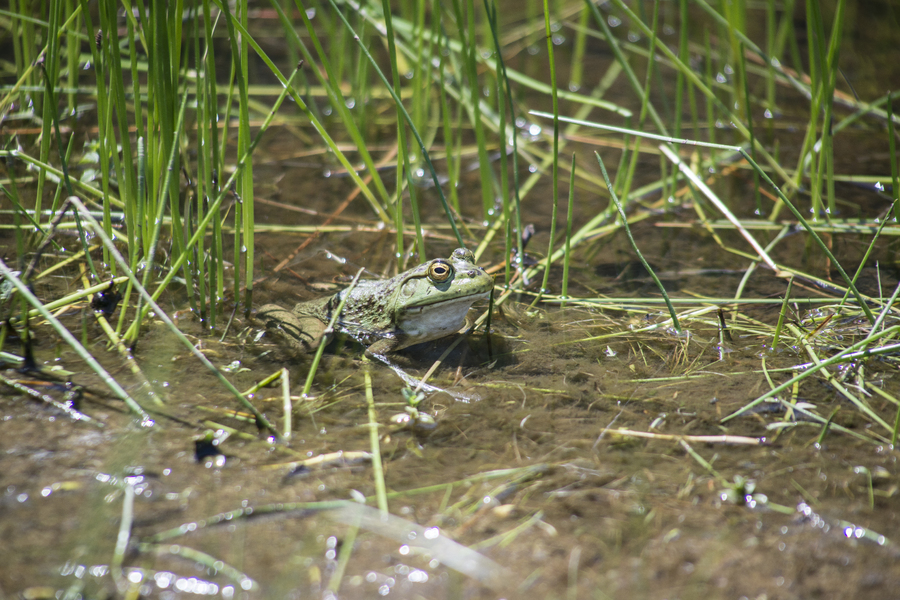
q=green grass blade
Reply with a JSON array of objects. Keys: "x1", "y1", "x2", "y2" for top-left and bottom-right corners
[
  {"x1": 326, "y1": 0, "x2": 464, "y2": 247},
  {"x1": 213, "y1": 0, "x2": 390, "y2": 225},
  {"x1": 279, "y1": 0, "x2": 394, "y2": 217},
  {"x1": 561, "y1": 154, "x2": 575, "y2": 306},
  {"x1": 722, "y1": 326, "x2": 900, "y2": 423},
  {"x1": 888, "y1": 96, "x2": 899, "y2": 220},
  {"x1": 124, "y1": 63, "x2": 302, "y2": 341},
  {"x1": 380, "y1": 0, "x2": 423, "y2": 258},
  {"x1": 595, "y1": 151, "x2": 681, "y2": 334},
  {"x1": 70, "y1": 197, "x2": 283, "y2": 440},
  {"x1": 536, "y1": 0, "x2": 560, "y2": 298}
]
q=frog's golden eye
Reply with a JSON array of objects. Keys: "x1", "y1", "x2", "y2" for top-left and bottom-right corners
[{"x1": 428, "y1": 259, "x2": 453, "y2": 283}]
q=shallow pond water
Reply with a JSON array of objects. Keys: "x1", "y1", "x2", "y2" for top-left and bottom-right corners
[{"x1": 3, "y1": 2, "x2": 900, "y2": 599}]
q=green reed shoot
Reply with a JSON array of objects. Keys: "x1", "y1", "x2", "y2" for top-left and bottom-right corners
[
  {"x1": 127, "y1": 92, "x2": 192, "y2": 345},
  {"x1": 71, "y1": 196, "x2": 283, "y2": 439},
  {"x1": 739, "y1": 47, "x2": 762, "y2": 215},
  {"x1": 838, "y1": 203, "x2": 894, "y2": 313},
  {"x1": 300, "y1": 269, "x2": 362, "y2": 402},
  {"x1": 326, "y1": 0, "x2": 463, "y2": 248},
  {"x1": 380, "y1": 0, "x2": 423, "y2": 258},
  {"x1": 364, "y1": 359, "x2": 389, "y2": 513},
  {"x1": 538, "y1": 0, "x2": 560, "y2": 297},
  {"x1": 892, "y1": 405, "x2": 900, "y2": 448},
  {"x1": 121, "y1": 62, "x2": 302, "y2": 343},
  {"x1": 483, "y1": 0, "x2": 524, "y2": 282},
  {"x1": 596, "y1": 151, "x2": 681, "y2": 334},
  {"x1": 455, "y1": 0, "x2": 494, "y2": 220},
  {"x1": 214, "y1": 0, "x2": 255, "y2": 313},
  {"x1": 284, "y1": 0, "x2": 393, "y2": 215},
  {"x1": 561, "y1": 155, "x2": 575, "y2": 306},
  {"x1": 888, "y1": 97, "x2": 899, "y2": 220},
  {"x1": 771, "y1": 277, "x2": 793, "y2": 351},
  {"x1": 703, "y1": 31, "x2": 717, "y2": 164},
  {"x1": 80, "y1": 18, "x2": 114, "y2": 266}
]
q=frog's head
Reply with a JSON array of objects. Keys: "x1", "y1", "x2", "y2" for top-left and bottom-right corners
[
  {"x1": 390, "y1": 248, "x2": 493, "y2": 343},
  {"x1": 394, "y1": 248, "x2": 492, "y2": 306}
]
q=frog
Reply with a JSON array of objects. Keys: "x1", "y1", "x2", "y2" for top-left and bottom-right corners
[{"x1": 257, "y1": 248, "x2": 493, "y2": 358}]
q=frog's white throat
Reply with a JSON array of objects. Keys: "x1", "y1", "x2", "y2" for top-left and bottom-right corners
[{"x1": 396, "y1": 293, "x2": 488, "y2": 344}]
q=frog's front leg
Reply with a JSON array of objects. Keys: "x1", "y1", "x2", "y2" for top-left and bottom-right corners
[
  {"x1": 258, "y1": 303, "x2": 327, "y2": 354},
  {"x1": 363, "y1": 337, "x2": 401, "y2": 359}
]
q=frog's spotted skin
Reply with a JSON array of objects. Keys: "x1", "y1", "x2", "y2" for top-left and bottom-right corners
[{"x1": 258, "y1": 248, "x2": 493, "y2": 357}]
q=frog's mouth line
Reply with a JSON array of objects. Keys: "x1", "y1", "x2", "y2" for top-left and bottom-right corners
[{"x1": 403, "y1": 291, "x2": 491, "y2": 312}]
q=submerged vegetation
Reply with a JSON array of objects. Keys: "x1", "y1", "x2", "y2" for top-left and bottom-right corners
[{"x1": 2, "y1": 0, "x2": 900, "y2": 597}]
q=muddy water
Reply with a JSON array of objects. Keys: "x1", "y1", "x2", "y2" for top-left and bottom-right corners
[{"x1": 4, "y1": 5, "x2": 900, "y2": 600}]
